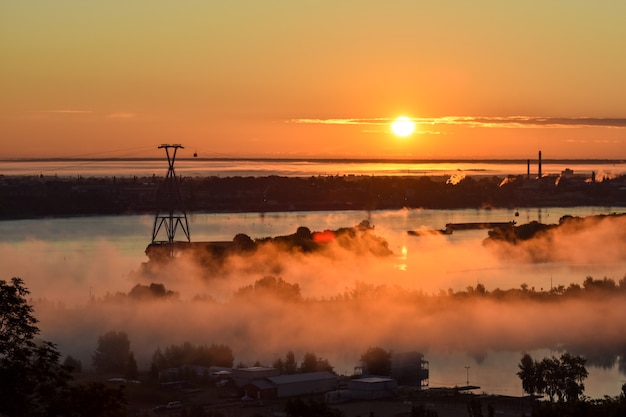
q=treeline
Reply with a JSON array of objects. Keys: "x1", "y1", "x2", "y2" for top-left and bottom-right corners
[
  {"x1": 151, "y1": 342, "x2": 234, "y2": 370},
  {"x1": 486, "y1": 213, "x2": 626, "y2": 245},
  {"x1": 271, "y1": 351, "x2": 334, "y2": 374},
  {"x1": 2, "y1": 172, "x2": 626, "y2": 219},
  {"x1": 93, "y1": 275, "x2": 626, "y2": 305}
]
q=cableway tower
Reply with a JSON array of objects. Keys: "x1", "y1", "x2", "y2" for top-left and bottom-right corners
[{"x1": 151, "y1": 144, "x2": 191, "y2": 248}]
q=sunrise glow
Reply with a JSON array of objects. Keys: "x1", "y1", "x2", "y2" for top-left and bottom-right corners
[
  {"x1": 1, "y1": 2, "x2": 625, "y2": 159},
  {"x1": 391, "y1": 116, "x2": 416, "y2": 137}
]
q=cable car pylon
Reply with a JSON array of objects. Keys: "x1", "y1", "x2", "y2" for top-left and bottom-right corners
[{"x1": 151, "y1": 144, "x2": 190, "y2": 253}]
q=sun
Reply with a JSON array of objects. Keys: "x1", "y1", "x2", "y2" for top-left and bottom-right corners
[{"x1": 391, "y1": 116, "x2": 415, "y2": 137}]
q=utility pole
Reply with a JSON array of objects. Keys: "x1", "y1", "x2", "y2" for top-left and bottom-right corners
[{"x1": 151, "y1": 144, "x2": 190, "y2": 248}]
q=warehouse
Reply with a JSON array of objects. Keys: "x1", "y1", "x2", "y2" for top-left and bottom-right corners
[{"x1": 347, "y1": 377, "x2": 398, "y2": 400}]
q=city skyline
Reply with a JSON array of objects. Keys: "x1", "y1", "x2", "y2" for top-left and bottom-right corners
[{"x1": 2, "y1": 1, "x2": 626, "y2": 160}]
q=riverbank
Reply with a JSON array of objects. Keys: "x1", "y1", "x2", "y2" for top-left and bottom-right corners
[{"x1": 1, "y1": 172, "x2": 625, "y2": 220}]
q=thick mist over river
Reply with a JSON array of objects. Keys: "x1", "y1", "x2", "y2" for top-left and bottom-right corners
[{"x1": 1, "y1": 206, "x2": 625, "y2": 398}]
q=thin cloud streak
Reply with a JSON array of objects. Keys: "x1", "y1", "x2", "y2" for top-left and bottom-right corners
[
  {"x1": 35, "y1": 110, "x2": 93, "y2": 114},
  {"x1": 289, "y1": 116, "x2": 626, "y2": 129},
  {"x1": 29, "y1": 110, "x2": 137, "y2": 120}
]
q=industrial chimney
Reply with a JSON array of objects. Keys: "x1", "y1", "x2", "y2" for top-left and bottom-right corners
[{"x1": 538, "y1": 150, "x2": 542, "y2": 179}]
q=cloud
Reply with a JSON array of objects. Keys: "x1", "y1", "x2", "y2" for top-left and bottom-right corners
[
  {"x1": 36, "y1": 110, "x2": 93, "y2": 114},
  {"x1": 31, "y1": 110, "x2": 136, "y2": 119},
  {"x1": 289, "y1": 116, "x2": 626, "y2": 130}
]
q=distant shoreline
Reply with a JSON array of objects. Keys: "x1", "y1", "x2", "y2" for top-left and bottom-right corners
[
  {"x1": 3, "y1": 158, "x2": 624, "y2": 179},
  {"x1": 1, "y1": 172, "x2": 625, "y2": 220},
  {"x1": 2, "y1": 157, "x2": 625, "y2": 164}
]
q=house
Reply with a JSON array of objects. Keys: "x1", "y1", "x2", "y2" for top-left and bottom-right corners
[
  {"x1": 230, "y1": 366, "x2": 280, "y2": 387},
  {"x1": 241, "y1": 379, "x2": 277, "y2": 400}
]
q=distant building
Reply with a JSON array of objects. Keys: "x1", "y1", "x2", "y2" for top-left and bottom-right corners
[
  {"x1": 240, "y1": 371, "x2": 337, "y2": 399},
  {"x1": 346, "y1": 377, "x2": 398, "y2": 400},
  {"x1": 230, "y1": 366, "x2": 280, "y2": 387},
  {"x1": 391, "y1": 351, "x2": 429, "y2": 388},
  {"x1": 269, "y1": 371, "x2": 337, "y2": 398}
]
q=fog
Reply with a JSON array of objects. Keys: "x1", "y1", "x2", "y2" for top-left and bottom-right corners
[{"x1": 2, "y1": 211, "x2": 626, "y2": 397}]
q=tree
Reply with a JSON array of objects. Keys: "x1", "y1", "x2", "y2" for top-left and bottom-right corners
[
  {"x1": 92, "y1": 330, "x2": 131, "y2": 374},
  {"x1": 0, "y1": 278, "x2": 71, "y2": 415},
  {"x1": 284, "y1": 350, "x2": 298, "y2": 374},
  {"x1": 517, "y1": 353, "x2": 538, "y2": 395},
  {"x1": 300, "y1": 352, "x2": 318, "y2": 373},
  {"x1": 63, "y1": 354, "x2": 83, "y2": 373},
  {"x1": 126, "y1": 352, "x2": 138, "y2": 380},
  {"x1": 128, "y1": 282, "x2": 178, "y2": 300},
  {"x1": 234, "y1": 276, "x2": 302, "y2": 302},
  {"x1": 0, "y1": 277, "x2": 126, "y2": 416},
  {"x1": 68, "y1": 382, "x2": 126, "y2": 417},
  {"x1": 560, "y1": 352, "x2": 588, "y2": 402},
  {"x1": 517, "y1": 352, "x2": 588, "y2": 402},
  {"x1": 299, "y1": 352, "x2": 334, "y2": 373},
  {"x1": 360, "y1": 346, "x2": 392, "y2": 376},
  {"x1": 273, "y1": 356, "x2": 285, "y2": 373}
]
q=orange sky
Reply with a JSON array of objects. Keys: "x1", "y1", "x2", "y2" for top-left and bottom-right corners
[{"x1": 1, "y1": 1, "x2": 626, "y2": 160}]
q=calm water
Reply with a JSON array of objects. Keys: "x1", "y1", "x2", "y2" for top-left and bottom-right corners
[
  {"x1": 1, "y1": 207, "x2": 625, "y2": 398},
  {"x1": 2, "y1": 158, "x2": 625, "y2": 178}
]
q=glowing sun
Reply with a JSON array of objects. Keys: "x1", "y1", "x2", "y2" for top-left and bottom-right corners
[{"x1": 391, "y1": 116, "x2": 415, "y2": 137}]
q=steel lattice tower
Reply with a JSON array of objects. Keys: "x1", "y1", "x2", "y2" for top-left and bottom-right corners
[{"x1": 151, "y1": 144, "x2": 191, "y2": 246}]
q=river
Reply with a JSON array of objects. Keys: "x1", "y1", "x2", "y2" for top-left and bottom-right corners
[
  {"x1": 2, "y1": 158, "x2": 625, "y2": 178},
  {"x1": 1, "y1": 206, "x2": 625, "y2": 398}
]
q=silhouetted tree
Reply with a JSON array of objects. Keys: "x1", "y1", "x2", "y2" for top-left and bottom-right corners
[
  {"x1": 126, "y1": 352, "x2": 138, "y2": 380},
  {"x1": 67, "y1": 382, "x2": 126, "y2": 417},
  {"x1": 284, "y1": 351, "x2": 298, "y2": 374},
  {"x1": 129, "y1": 282, "x2": 178, "y2": 299},
  {"x1": 360, "y1": 346, "x2": 392, "y2": 376},
  {"x1": 298, "y1": 352, "x2": 334, "y2": 373},
  {"x1": 63, "y1": 354, "x2": 83, "y2": 373},
  {"x1": 300, "y1": 352, "x2": 318, "y2": 373},
  {"x1": 560, "y1": 353, "x2": 588, "y2": 402},
  {"x1": 316, "y1": 357, "x2": 334, "y2": 373},
  {"x1": 233, "y1": 233, "x2": 255, "y2": 250},
  {"x1": 517, "y1": 352, "x2": 588, "y2": 402},
  {"x1": 517, "y1": 353, "x2": 539, "y2": 395},
  {"x1": 150, "y1": 342, "x2": 234, "y2": 376},
  {"x1": 0, "y1": 278, "x2": 70, "y2": 415},
  {"x1": 0, "y1": 278, "x2": 126, "y2": 416},
  {"x1": 273, "y1": 356, "x2": 285, "y2": 373},
  {"x1": 234, "y1": 276, "x2": 302, "y2": 302},
  {"x1": 92, "y1": 330, "x2": 131, "y2": 374}
]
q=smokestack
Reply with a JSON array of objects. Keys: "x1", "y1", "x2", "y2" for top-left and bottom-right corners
[
  {"x1": 538, "y1": 151, "x2": 542, "y2": 179},
  {"x1": 527, "y1": 159, "x2": 530, "y2": 179}
]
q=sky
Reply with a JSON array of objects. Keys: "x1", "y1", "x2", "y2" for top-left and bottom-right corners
[{"x1": 2, "y1": 1, "x2": 626, "y2": 160}]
